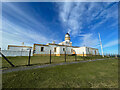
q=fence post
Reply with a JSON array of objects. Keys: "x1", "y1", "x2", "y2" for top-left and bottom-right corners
[
  {"x1": 75, "y1": 52, "x2": 77, "y2": 61},
  {"x1": 28, "y1": 49, "x2": 31, "y2": 66},
  {"x1": 115, "y1": 54, "x2": 117, "y2": 58},
  {"x1": 21, "y1": 50, "x2": 22, "y2": 56},
  {"x1": 0, "y1": 52, "x2": 15, "y2": 67},
  {"x1": 50, "y1": 50, "x2": 51, "y2": 64},
  {"x1": 65, "y1": 50, "x2": 66, "y2": 62},
  {"x1": 83, "y1": 52, "x2": 84, "y2": 60}
]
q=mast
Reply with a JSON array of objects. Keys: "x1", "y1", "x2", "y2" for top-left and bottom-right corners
[{"x1": 98, "y1": 33, "x2": 104, "y2": 57}]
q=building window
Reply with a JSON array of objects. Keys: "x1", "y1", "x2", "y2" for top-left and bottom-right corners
[
  {"x1": 41, "y1": 47, "x2": 44, "y2": 52},
  {"x1": 54, "y1": 47, "x2": 56, "y2": 52},
  {"x1": 63, "y1": 48, "x2": 65, "y2": 51}
]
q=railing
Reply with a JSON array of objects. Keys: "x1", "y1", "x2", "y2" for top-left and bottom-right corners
[{"x1": 1, "y1": 50, "x2": 118, "y2": 69}]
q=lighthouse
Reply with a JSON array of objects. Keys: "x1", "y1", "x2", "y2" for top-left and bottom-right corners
[{"x1": 65, "y1": 33, "x2": 70, "y2": 41}]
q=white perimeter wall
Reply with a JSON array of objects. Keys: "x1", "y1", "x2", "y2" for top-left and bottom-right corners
[
  {"x1": 0, "y1": 50, "x2": 33, "y2": 57},
  {"x1": 9, "y1": 47, "x2": 31, "y2": 51}
]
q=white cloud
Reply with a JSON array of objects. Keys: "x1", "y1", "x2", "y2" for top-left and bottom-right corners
[
  {"x1": 57, "y1": 2, "x2": 118, "y2": 48},
  {"x1": 79, "y1": 33, "x2": 100, "y2": 47},
  {"x1": 1, "y1": 2, "x2": 118, "y2": 50},
  {"x1": 103, "y1": 39, "x2": 118, "y2": 48},
  {"x1": 1, "y1": 3, "x2": 62, "y2": 50},
  {"x1": 2, "y1": 3, "x2": 52, "y2": 33},
  {"x1": 58, "y1": 2, "x2": 83, "y2": 36},
  {"x1": 91, "y1": 2, "x2": 118, "y2": 30},
  {"x1": 1, "y1": 19, "x2": 49, "y2": 49},
  {"x1": 58, "y1": 2, "x2": 118, "y2": 36}
]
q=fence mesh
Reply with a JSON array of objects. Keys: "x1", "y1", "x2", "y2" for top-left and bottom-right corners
[{"x1": 1, "y1": 50, "x2": 118, "y2": 69}]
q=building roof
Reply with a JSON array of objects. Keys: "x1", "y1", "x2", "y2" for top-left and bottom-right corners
[
  {"x1": 34, "y1": 44, "x2": 49, "y2": 46},
  {"x1": 34, "y1": 43, "x2": 73, "y2": 47},
  {"x1": 47, "y1": 43, "x2": 73, "y2": 47},
  {"x1": 72, "y1": 46, "x2": 80, "y2": 48},
  {"x1": 8, "y1": 45, "x2": 32, "y2": 48},
  {"x1": 47, "y1": 43, "x2": 58, "y2": 45},
  {"x1": 66, "y1": 33, "x2": 70, "y2": 35},
  {"x1": 72, "y1": 46, "x2": 98, "y2": 50},
  {"x1": 85, "y1": 47, "x2": 98, "y2": 50},
  {"x1": 65, "y1": 33, "x2": 70, "y2": 38}
]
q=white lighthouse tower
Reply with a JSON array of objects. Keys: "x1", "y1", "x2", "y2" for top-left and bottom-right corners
[
  {"x1": 58, "y1": 33, "x2": 72, "y2": 46},
  {"x1": 65, "y1": 33, "x2": 70, "y2": 41}
]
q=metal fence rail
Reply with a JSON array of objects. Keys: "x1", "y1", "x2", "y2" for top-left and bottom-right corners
[{"x1": 1, "y1": 50, "x2": 118, "y2": 68}]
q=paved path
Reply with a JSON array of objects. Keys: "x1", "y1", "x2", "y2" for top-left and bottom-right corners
[{"x1": 1, "y1": 58, "x2": 113, "y2": 74}]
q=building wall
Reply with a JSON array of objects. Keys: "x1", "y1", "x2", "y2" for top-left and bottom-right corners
[
  {"x1": 58, "y1": 46, "x2": 72, "y2": 54},
  {"x1": 49, "y1": 45, "x2": 58, "y2": 54},
  {"x1": 1, "y1": 50, "x2": 33, "y2": 57},
  {"x1": 73, "y1": 47, "x2": 99, "y2": 56},
  {"x1": 33, "y1": 44, "x2": 73, "y2": 56},
  {"x1": 86, "y1": 47, "x2": 99, "y2": 55},
  {"x1": 33, "y1": 44, "x2": 99, "y2": 56},
  {"x1": 73, "y1": 47, "x2": 86, "y2": 54},
  {"x1": 58, "y1": 40, "x2": 72, "y2": 46},
  {"x1": 8, "y1": 47, "x2": 31, "y2": 51},
  {"x1": 34, "y1": 45, "x2": 50, "y2": 55},
  {"x1": 66, "y1": 47, "x2": 73, "y2": 54}
]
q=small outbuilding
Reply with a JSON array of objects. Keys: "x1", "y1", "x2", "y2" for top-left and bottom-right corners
[{"x1": 8, "y1": 45, "x2": 32, "y2": 51}]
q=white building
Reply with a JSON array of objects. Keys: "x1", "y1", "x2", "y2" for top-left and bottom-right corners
[
  {"x1": 33, "y1": 33, "x2": 99, "y2": 56},
  {"x1": 8, "y1": 45, "x2": 32, "y2": 51},
  {"x1": 1, "y1": 45, "x2": 33, "y2": 57}
]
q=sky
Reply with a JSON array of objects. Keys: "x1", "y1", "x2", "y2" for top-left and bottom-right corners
[{"x1": 1, "y1": 2, "x2": 119, "y2": 55}]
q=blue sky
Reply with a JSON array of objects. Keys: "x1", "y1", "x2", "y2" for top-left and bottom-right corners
[{"x1": 1, "y1": 2, "x2": 118, "y2": 54}]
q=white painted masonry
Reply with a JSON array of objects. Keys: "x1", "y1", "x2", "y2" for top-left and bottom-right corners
[
  {"x1": 5, "y1": 33, "x2": 99, "y2": 56},
  {"x1": 33, "y1": 33, "x2": 99, "y2": 56}
]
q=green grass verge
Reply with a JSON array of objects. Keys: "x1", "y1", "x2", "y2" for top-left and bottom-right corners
[
  {"x1": 2, "y1": 59, "x2": 118, "y2": 88},
  {"x1": 2, "y1": 55, "x2": 108, "y2": 68}
]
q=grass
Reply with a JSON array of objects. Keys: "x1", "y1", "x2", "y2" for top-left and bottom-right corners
[
  {"x1": 2, "y1": 55, "x2": 107, "y2": 68},
  {"x1": 2, "y1": 58, "x2": 118, "y2": 88}
]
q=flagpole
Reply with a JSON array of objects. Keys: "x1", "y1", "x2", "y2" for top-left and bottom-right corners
[{"x1": 98, "y1": 33, "x2": 104, "y2": 57}]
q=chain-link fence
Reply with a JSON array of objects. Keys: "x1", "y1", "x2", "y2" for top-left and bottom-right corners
[{"x1": 1, "y1": 50, "x2": 118, "y2": 69}]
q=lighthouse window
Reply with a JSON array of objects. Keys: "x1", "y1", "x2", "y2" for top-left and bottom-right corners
[{"x1": 41, "y1": 47, "x2": 44, "y2": 52}]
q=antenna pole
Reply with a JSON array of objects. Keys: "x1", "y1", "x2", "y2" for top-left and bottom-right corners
[{"x1": 98, "y1": 33, "x2": 104, "y2": 57}]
